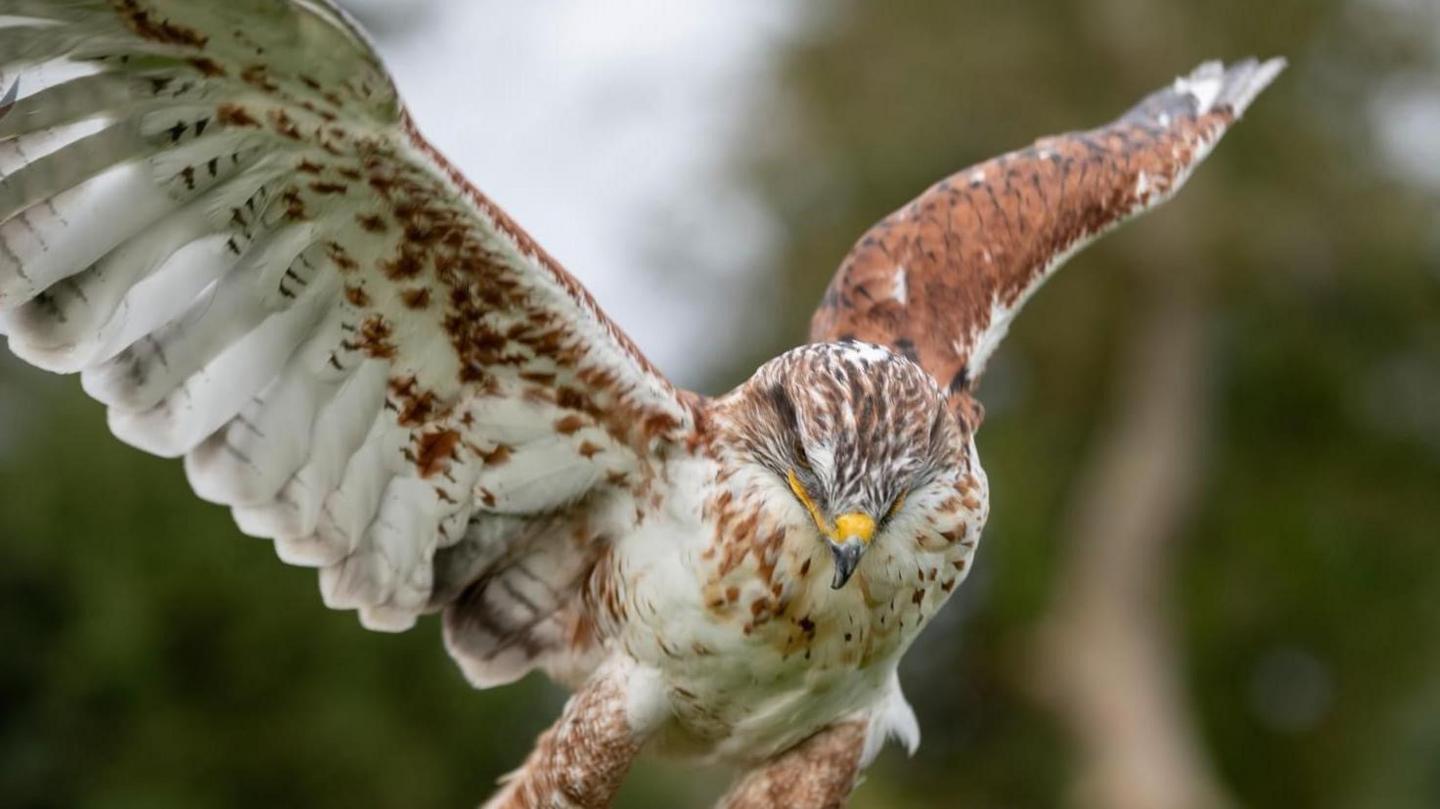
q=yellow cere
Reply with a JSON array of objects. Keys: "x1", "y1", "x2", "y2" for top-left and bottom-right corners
[
  {"x1": 787, "y1": 469, "x2": 879, "y2": 545},
  {"x1": 834, "y1": 512, "x2": 876, "y2": 544}
]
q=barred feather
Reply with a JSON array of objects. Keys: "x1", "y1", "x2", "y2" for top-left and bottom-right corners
[{"x1": 0, "y1": 0, "x2": 693, "y2": 652}]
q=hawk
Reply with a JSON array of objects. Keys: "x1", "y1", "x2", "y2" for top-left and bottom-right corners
[{"x1": 0, "y1": 2, "x2": 1283, "y2": 806}]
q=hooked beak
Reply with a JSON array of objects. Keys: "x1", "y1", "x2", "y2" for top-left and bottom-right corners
[
  {"x1": 829, "y1": 537, "x2": 866, "y2": 589},
  {"x1": 828, "y1": 512, "x2": 876, "y2": 589}
]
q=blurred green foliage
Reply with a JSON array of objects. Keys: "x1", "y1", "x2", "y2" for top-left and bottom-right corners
[{"x1": 2, "y1": 1, "x2": 1438, "y2": 808}]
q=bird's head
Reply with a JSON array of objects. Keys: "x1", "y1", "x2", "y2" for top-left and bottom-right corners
[{"x1": 718, "y1": 341, "x2": 964, "y2": 589}]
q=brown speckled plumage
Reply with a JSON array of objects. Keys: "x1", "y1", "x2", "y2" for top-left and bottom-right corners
[
  {"x1": 716, "y1": 721, "x2": 868, "y2": 809},
  {"x1": 0, "y1": 2, "x2": 1283, "y2": 805},
  {"x1": 483, "y1": 668, "x2": 640, "y2": 809},
  {"x1": 812, "y1": 59, "x2": 1285, "y2": 417}
]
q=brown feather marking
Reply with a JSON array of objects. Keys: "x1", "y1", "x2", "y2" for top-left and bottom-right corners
[
  {"x1": 554, "y1": 414, "x2": 586, "y2": 435},
  {"x1": 809, "y1": 85, "x2": 1247, "y2": 399},
  {"x1": 717, "y1": 721, "x2": 867, "y2": 809},
  {"x1": 416, "y1": 429, "x2": 460, "y2": 478},
  {"x1": 241, "y1": 64, "x2": 279, "y2": 93},
  {"x1": 188, "y1": 57, "x2": 225, "y2": 77},
  {"x1": 111, "y1": 0, "x2": 208, "y2": 48},
  {"x1": 326, "y1": 241, "x2": 358, "y2": 272},
  {"x1": 481, "y1": 444, "x2": 512, "y2": 466},
  {"x1": 388, "y1": 376, "x2": 443, "y2": 426},
  {"x1": 356, "y1": 315, "x2": 395, "y2": 359},
  {"x1": 485, "y1": 670, "x2": 642, "y2": 809},
  {"x1": 215, "y1": 103, "x2": 259, "y2": 128},
  {"x1": 396, "y1": 111, "x2": 695, "y2": 450},
  {"x1": 355, "y1": 212, "x2": 387, "y2": 232},
  {"x1": 281, "y1": 189, "x2": 308, "y2": 222}
]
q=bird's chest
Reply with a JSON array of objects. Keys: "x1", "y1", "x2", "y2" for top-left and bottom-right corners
[{"x1": 617, "y1": 487, "x2": 981, "y2": 763}]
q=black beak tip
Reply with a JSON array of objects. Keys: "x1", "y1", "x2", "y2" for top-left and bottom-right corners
[{"x1": 829, "y1": 540, "x2": 864, "y2": 589}]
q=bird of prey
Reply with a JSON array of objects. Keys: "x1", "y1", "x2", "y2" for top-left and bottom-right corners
[{"x1": 0, "y1": 1, "x2": 1283, "y2": 806}]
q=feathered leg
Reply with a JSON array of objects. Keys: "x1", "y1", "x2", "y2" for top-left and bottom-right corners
[
  {"x1": 482, "y1": 664, "x2": 651, "y2": 809},
  {"x1": 716, "y1": 721, "x2": 869, "y2": 809}
]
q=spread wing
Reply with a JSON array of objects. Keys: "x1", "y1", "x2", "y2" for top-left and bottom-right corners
[
  {"x1": 0, "y1": 0, "x2": 697, "y2": 635},
  {"x1": 809, "y1": 58, "x2": 1285, "y2": 399}
]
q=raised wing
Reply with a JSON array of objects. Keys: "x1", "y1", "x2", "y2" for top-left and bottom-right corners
[
  {"x1": 0, "y1": 0, "x2": 697, "y2": 636},
  {"x1": 810, "y1": 58, "x2": 1284, "y2": 401}
]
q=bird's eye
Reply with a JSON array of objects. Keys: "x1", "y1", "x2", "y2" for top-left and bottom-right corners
[{"x1": 791, "y1": 436, "x2": 811, "y2": 473}]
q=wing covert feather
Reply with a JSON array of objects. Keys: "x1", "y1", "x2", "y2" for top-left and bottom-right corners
[
  {"x1": 0, "y1": 0, "x2": 697, "y2": 639},
  {"x1": 810, "y1": 58, "x2": 1285, "y2": 400}
]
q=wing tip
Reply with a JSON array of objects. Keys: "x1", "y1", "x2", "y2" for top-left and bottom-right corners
[
  {"x1": 5, "y1": 334, "x2": 91, "y2": 374},
  {"x1": 1222, "y1": 56, "x2": 1287, "y2": 117},
  {"x1": 106, "y1": 405, "x2": 190, "y2": 459},
  {"x1": 1176, "y1": 56, "x2": 1287, "y2": 118},
  {"x1": 358, "y1": 604, "x2": 419, "y2": 633}
]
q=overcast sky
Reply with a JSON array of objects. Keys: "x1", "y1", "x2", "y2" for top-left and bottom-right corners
[{"x1": 340, "y1": 0, "x2": 801, "y2": 389}]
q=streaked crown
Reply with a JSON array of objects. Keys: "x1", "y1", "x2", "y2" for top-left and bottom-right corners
[{"x1": 717, "y1": 341, "x2": 962, "y2": 522}]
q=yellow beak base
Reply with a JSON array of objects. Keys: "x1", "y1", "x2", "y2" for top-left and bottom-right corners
[
  {"x1": 787, "y1": 470, "x2": 877, "y2": 545},
  {"x1": 833, "y1": 512, "x2": 876, "y2": 544}
]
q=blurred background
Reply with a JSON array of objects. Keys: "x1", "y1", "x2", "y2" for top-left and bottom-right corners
[{"x1": 2, "y1": 0, "x2": 1438, "y2": 807}]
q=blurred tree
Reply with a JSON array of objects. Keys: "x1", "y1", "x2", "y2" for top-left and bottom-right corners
[{"x1": 1030, "y1": 267, "x2": 1228, "y2": 809}]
